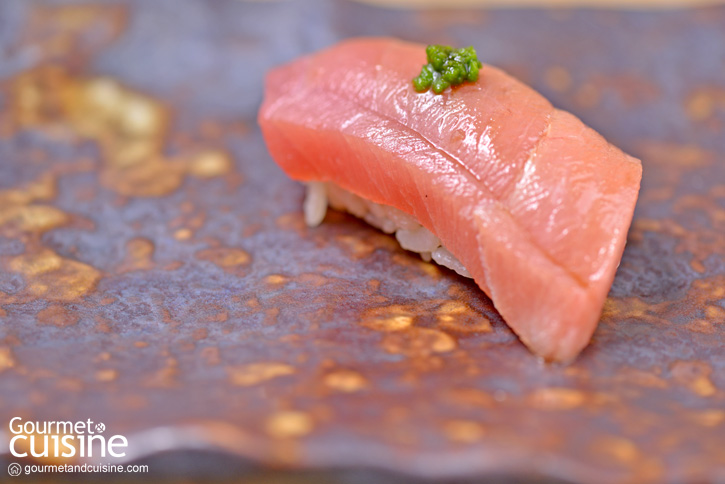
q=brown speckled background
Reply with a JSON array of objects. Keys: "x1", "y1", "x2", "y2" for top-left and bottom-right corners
[{"x1": 0, "y1": 1, "x2": 723, "y2": 483}]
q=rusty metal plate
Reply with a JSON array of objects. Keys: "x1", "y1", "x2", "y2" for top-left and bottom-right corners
[{"x1": 0, "y1": 1, "x2": 723, "y2": 483}]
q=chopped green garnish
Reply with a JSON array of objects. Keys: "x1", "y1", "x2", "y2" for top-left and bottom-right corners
[{"x1": 413, "y1": 45, "x2": 482, "y2": 94}]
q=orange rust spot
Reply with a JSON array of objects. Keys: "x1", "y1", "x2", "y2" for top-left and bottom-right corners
[
  {"x1": 365, "y1": 314, "x2": 413, "y2": 332},
  {"x1": 442, "y1": 419, "x2": 486, "y2": 443},
  {"x1": 685, "y1": 86, "x2": 725, "y2": 122},
  {"x1": 337, "y1": 234, "x2": 376, "y2": 259},
  {"x1": 0, "y1": 307, "x2": 6, "y2": 318},
  {"x1": 670, "y1": 360, "x2": 717, "y2": 397},
  {"x1": 121, "y1": 96, "x2": 161, "y2": 136},
  {"x1": 36, "y1": 304, "x2": 80, "y2": 328},
  {"x1": 323, "y1": 369, "x2": 368, "y2": 393},
  {"x1": 264, "y1": 307, "x2": 280, "y2": 325},
  {"x1": 544, "y1": 66, "x2": 572, "y2": 92},
  {"x1": 228, "y1": 362, "x2": 296, "y2": 386},
  {"x1": 705, "y1": 305, "x2": 725, "y2": 322},
  {"x1": 264, "y1": 274, "x2": 288, "y2": 285},
  {"x1": 436, "y1": 301, "x2": 491, "y2": 333},
  {"x1": 188, "y1": 150, "x2": 233, "y2": 178},
  {"x1": 381, "y1": 327, "x2": 456, "y2": 357},
  {"x1": 691, "y1": 377, "x2": 717, "y2": 398},
  {"x1": 133, "y1": 341, "x2": 148, "y2": 348},
  {"x1": 0, "y1": 347, "x2": 16, "y2": 372},
  {"x1": 528, "y1": 387, "x2": 586, "y2": 410},
  {"x1": 367, "y1": 279, "x2": 380, "y2": 292},
  {"x1": 163, "y1": 261, "x2": 183, "y2": 271},
  {"x1": 632, "y1": 218, "x2": 663, "y2": 233},
  {"x1": 96, "y1": 352, "x2": 111, "y2": 362},
  {"x1": 99, "y1": 296, "x2": 116, "y2": 305},
  {"x1": 391, "y1": 253, "x2": 441, "y2": 278},
  {"x1": 691, "y1": 276, "x2": 725, "y2": 300},
  {"x1": 368, "y1": 295, "x2": 389, "y2": 305},
  {"x1": 242, "y1": 222, "x2": 262, "y2": 237},
  {"x1": 601, "y1": 297, "x2": 668, "y2": 325},
  {"x1": 0, "y1": 174, "x2": 57, "y2": 206},
  {"x1": 690, "y1": 410, "x2": 725, "y2": 427},
  {"x1": 100, "y1": 160, "x2": 186, "y2": 197},
  {"x1": 417, "y1": 258, "x2": 441, "y2": 278},
  {"x1": 0, "y1": 174, "x2": 69, "y2": 244},
  {"x1": 361, "y1": 305, "x2": 415, "y2": 332},
  {"x1": 7, "y1": 67, "x2": 233, "y2": 200},
  {"x1": 592, "y1": 436, "x2": 641, "y2": 464},
  {"x1": 275, "y1": 213, "x2": 306, "y2": 231},
  {"x1": 62, "y1": 76, "x2": 166, "y2": 152},
  {"x1": 685, "y1": 319, "x2": 715, "y2": 334},
  {"x1": 174, "y1": 228, "x2": 193, "y2": 240},
  {"x1": 614, "y1": 368, "x2": 668, "y2": 389},
  {"x1": 9, "y1": 65, "x2": 65, "y2": 129},
  {"x1": 203, "y1": 305, "x2": 229, "y2": 323},
  {"x1": 62, "y1": 77, "x2": 190, "y2": 198},
  {"x1": 159, "y1": 307, "x2": 175, "y2": 325},
  {"x1": 25, "y1": 4, "x2": 126, "y2": 59},
  {"x1": 0, "y1": 205, "x2": 69, "y2": 233},
  {"x1": 118, "y1": 237, "x2": 154, "y2": 272},
  {"x1": 265, "y1": 411, "x2": 314, "y2": 439},
  {"x1": 690, "y1": 259, "x2": 706, "y2": 274},
  {"x1": 686, "y1": 90, "x2": 715, "y2": 121},
  {"x1": 6, "y1": 249, "x2": 100, "y2": 302},
  {"x1": 95, "y1": 369, "x2": 118, "y2": 382},
  {"x1": 196, "y1": 247, "x2": 250, "y2": 274}
]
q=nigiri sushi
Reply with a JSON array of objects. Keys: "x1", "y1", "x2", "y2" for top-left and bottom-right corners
[{"x1": 258, "y1": 37, "x2": 642, "y2": 362}]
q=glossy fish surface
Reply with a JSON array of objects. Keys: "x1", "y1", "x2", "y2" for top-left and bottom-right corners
[{"x1": 259, "y1": 37, "x2": 642, "y2": 362}]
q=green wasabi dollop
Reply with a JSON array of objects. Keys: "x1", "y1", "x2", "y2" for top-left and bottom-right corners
[{"x1": 413, "y1": 45, "x2": 482, "y2": 94}]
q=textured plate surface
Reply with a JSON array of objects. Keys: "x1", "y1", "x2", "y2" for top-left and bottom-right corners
[{"x1": 0, "y1": 1, "x2": 723, "y2": 483}]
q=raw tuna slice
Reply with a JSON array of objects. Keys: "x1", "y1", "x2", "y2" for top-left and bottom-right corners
[{"x1": 258, "y1": 37, "x2": 642, "y2": 362}]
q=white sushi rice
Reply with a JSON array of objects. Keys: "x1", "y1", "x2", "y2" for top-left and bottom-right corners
[{"x1": 304, "y1": 182, "x2": 472, "y2": 279}]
